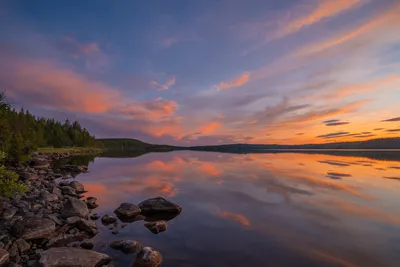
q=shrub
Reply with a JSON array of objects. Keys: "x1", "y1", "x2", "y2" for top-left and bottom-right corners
[{"x1": 0, "y1": 165, "x2": 28, "y2": 198}]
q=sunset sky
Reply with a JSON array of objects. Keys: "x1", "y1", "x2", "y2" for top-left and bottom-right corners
[{"x1": 1, "y1": 0, "x2": 399, "y2": 145}]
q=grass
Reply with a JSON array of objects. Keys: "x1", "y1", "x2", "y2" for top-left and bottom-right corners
[{"x1": 37, "y1": 147, "x2": 104, "y2": 155}]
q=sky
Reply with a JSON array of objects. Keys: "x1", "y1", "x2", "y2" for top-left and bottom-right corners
[{"x1": 0, "y1": 0, "x2": 399, "y2": 145}]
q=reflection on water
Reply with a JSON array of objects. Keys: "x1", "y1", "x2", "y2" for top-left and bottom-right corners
[{"x1": 73, "y1": 151, "x2": 400, "y2": 267}]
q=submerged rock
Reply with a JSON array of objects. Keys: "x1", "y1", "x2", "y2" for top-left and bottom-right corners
[
  {"x1": 138, "y1": 197, "x2": 181, "y2": 215},
  {"x1": 38, "y1": 247, "x2": 111, "y2": 267},
  {"x1": 132, "y1": 247, "x2": 162, "y2": 267},
  {"x1": 110, "y1": 240, "x2": 142, "y2": 254},
  {"x1": 61, "y1": 197, "x2": 89, "y2": 219},
  {"x1": 144, "y1": 221, "x2": 168, "y2": 234},
  {"x1": 114, "y1": 203, "x2": 141, "y2": 218},
  {"x1": 12, "y1": 217, "x2": 56, "y2": 240}
]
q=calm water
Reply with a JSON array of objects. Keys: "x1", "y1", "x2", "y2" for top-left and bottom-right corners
[{"x1": 73, "y1": 151, "x2": 400, "y2": 267}]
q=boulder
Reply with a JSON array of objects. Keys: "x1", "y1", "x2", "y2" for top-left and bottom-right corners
[
  {"x1": 144, "y1": 221, "x2": 167, "y2": 234},
  {"x1": 132, "y1": 247, "x2": 162, "y2": 267},
  {"x1": 12, "y1": 217, "x2": 56, "y2": 240},
  {"x1": 61, "y1": 197, "x2": 89, "y2": 218},
  {"x1": 114, "y1": 203, "x2": 141, "y2": 218},
  {"x1": 138, "y1": 197, "x2": 182, "y2": 215},
  {"x1": 80, "y1": 239, "x2": 94, "y2": 250},
  {"x1": 110, "y1": 240, "x2": 142, "y2": 254},
  {"x1": 77, "y1": 219, "x2": 98, "y2": 236},
  {"x1": 69, "y1": 181, "x2": 85, "y2": 193},
  {"x1": 86, "y1": 197, "x2": 98, "y2": 209},
  {"x1": 0, "y1": 248, "x2": 9, "y2": 264},
  {"x1": 101, "y1": 214, "x2": 117, "y2": 225},
  {"x1": 46, "y1": 233, "x2": 88, "y2": 248},
  {"x1": 38, "y1": 247, "x2": 111, "y2": 267}
]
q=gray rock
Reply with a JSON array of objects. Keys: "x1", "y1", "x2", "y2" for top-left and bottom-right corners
[
  {"x1": 138, "y1": 197, "x2": 182, "y2": 215},
  {"x1": 0, "y1": 248, "x2": 9, "y2": 264},
  {"x1": 80, "y1": 239, "x2": 94, "y2": 250},
  {"x1": 46, "y1": 233, "x2": 88, "y2": 248},
  {"x1": 132, "y1": 247, "x2": 162, "y2": 267},
  {"x1": 101, "y1": 214, "x2": 117, "y2": 225},
  {"x1": 40, "y1": 191, "x2": 59, "y2": 202},
  {"x1": 2, "y1": 207, "x2": 18, "y2": 220},
  {"x1": 114, "y1": 203, "x2": 141, "y2": 218},
  {"x1": 61, "y1": 197, "x2": 89, "y2": 218},
  {"x1": 12, "y1": 217, "x2": 56, "y2": 240},
  {"x1": 38, "y1": 247, "x2": 111, "y2": 267},
  {"x1": 77, "y1": 219, "x2": 98, "y2": 236},
  {"x1": 144, "y1": 221, "x2": 168, "y2": 234},
  {"x1": 86, "y1": 197, "x2": 98, "y2": 209},
  {"x1": 110, "y1": 240, "x2": 141, "y2": 254},
  {"x1": 69, "y1": 181, "x2": 85, "y2": 193}
]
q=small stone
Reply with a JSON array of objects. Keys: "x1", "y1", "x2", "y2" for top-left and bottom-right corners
[
  {"x1": 12, "y1": 238, "x2": 30, "y2": 254},
  {"x1": 77, "y1": 219, "x2": 98, "y2": 236},
  {"x1": 101, "y1": 214, "x2": 117, "y2": 225},
  {"x1": 2, "y1": 208, "x2": 18, "y2": 220},
  {"x1": 133, "y1": 247, "x2": 162, "y2": 267},
  {"x1": 110, "y1": 240, "x2": 141, "y2": 254},
  {"x1": 144, "y1": 221, "x2": 168, "y2": 234},
  {"x1": 51, "y1": 187, "x2": 62, "y2": 197},
  {"x1": 67, "y1": 216, "x2": 81, "y2": 225},
  {"x1": 40, "y1": 191, "x2": 59, "y2": 202},
  {"x1": 80, "y1": 239, "x2": 94, "y2": 250},
  {"x1": 60, "y1": 186, "x2": 76, "y2": 196},
  {"x1": 86, "y1": 197, "x2": 98, "y2": 209},
  {"x1": 46, "y1": 214, "x2": 63, "y2": 225}
]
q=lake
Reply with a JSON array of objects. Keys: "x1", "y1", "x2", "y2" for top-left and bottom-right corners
[{"x1": 73, "y1": 150, "x2": 400, "y2": 267}]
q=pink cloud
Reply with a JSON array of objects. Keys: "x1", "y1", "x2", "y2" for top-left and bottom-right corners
[
  {"x1": 150, "y1": 76, "x2": 176, "y2": 90},
  {"x1": 217, "y1": 72, "x2": 250, "y2": 90}
]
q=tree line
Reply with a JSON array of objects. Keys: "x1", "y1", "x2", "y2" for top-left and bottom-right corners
[{"x1": 0, "y1": 92, "x2": 102, "y2": 162}]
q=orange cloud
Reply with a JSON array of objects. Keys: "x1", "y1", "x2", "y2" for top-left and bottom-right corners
[
  {"x1": 217, "y1": 72, "x2": 250, "y2": 90},
  {"x1": 150, "y1": 76, "x2": 176, "y2": 90},
  {"x1": 220, "y1": 212, "x2": 250, "y2": 227},
  {"x1": 281, "y1": 0, "x2": 361, "y2": 38},
  {"x1": 199, "y1": 121, "x2": 221, "y2": 134}
]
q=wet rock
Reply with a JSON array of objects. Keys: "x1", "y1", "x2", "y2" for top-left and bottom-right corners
[
  {"x1": 117, "y1": 214, "x2": 145, "y2": 223},
  {"x1": 112, "y1": 240, "x2": 142, "y2": 254},
  {"x1": 86, "y1": 197, "x2": 98, "y2": 209},
  {"x1": 69, "y1": 181, "x2": 85, "y2": 193},
  {"x1": 12, "y1": 217, "x2": 56, "y2": 240},
  {"x1": 101, "y1": 214, "x2": 117, "y2": 225},
  {"x1": 90, "y1": 214, "x2": 99, "y2": 220},
  {"x1": 132, "y1": 247, "x2": 162, "y2": 267},
  {"x1": 0, "y1": 248, "x2": 9, "y2": 264},
  {"x1": 138, "y1": 197, "x2": 182, "y2": 215},
  {"x1": 77, "y1": 219, "x2": 98, "y2": 236},
  {"x1": 114, "y1": 203, "x2": 141, "y2": 218},
  {"x1": 2, "y1": 207, "x2": 18, "y2": 220},
  {"x1": 38, "y1": 247, "x2": 111, "y2": 267},
  {"x1": 46, "y1": 233, "x2": 88, "y2": 248},
  {"x1": 144, "y1": 221, "x2": 167, "y2": 234},
  {"x1": 40, "y1": 191, "x2": 59, "y2": 202},
  {"x1": 61, "y1": 197, "x2": 89, "y2": 218},
  {"x1": 80, "y1": 239, "x2": 94, "y2": 250}
]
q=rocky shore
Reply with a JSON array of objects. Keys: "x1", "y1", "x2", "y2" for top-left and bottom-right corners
[{"x1": 0, "y1": 153, "x2": 182, "y2": 267}]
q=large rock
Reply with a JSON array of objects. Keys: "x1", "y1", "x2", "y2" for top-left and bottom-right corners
[
  {"x1": 110, "y1": 240, "x2": 142, "y2": 254},
  {"x1": 61, "y1": 197, "x2": 89, "y2": 218},
  {"x1": 38, "y1": 247, "x2": 111, "y2": 267},
  {"x1": 132, "y1": 247, "x2": 162, "y2": 267},
  {"x1": 69, "y1": 181, "x2": 85, "y2": 193},
  {"x1": 138, "y1": 197, "x2": 182, "y2": 215},
  {"x1": 114, "y1": 203, "x2": 141, "y2": 218},
  {"x1": 0, "y1": 248, "x2": 9, "y2": 264},
  {"x1": 46, "y1": 233, "x2": 88, "y2": 248},
  {"x1": 12, "y1": 217, "x2": 56, "y2": 240},
  {"x1": 144, "y1": 221, "x2": 167, "y2": 234}
]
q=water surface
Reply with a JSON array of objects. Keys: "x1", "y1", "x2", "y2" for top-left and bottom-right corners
[{"x1": 74, "y1": 151, "x2": 400, "y2": 267}]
